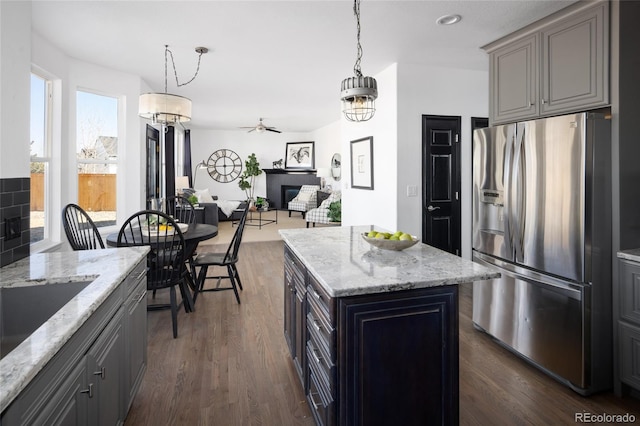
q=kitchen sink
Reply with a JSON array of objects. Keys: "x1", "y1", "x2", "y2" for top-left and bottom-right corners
[{"x1": 0, "y1": 280, "x2": 93, "y2": 360}]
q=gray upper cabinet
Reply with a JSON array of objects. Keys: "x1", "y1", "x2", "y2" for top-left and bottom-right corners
[
  {"x1": 490, "y1": 34, "x2": 539, "y2": 123},
  {"x1": 487, "y1": 1, "x2": 609, "y2": 125}
]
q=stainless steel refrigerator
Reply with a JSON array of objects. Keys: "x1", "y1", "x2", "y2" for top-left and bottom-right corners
[{"x1": 472, "y1": 111, "x2": 612, "y2": 395}]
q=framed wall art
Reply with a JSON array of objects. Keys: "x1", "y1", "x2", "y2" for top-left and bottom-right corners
[
  {"x1": 350, "y1": 136, "x2": 374, "y2": 190},
  {"x1": 285, "y1": 141, "x2": 315, "y2": 169}
]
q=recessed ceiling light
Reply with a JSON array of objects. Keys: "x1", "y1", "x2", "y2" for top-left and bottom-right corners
[{"x1": 436, "y1": 14, "x2": 461, "y2": 25}]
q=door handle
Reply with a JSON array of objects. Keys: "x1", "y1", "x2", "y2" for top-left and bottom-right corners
[{"x1": 427, "y1": 205, "x2": 440, "y2": 212}]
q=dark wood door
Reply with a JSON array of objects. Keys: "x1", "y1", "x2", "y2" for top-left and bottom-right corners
[{"x1": 422, "y1": 115, "x2": 461, "y2": 255}]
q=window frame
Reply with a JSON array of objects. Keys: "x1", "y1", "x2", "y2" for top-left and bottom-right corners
[{"x1": 29, "y1": 72, "x2": 53, "y2": 251}]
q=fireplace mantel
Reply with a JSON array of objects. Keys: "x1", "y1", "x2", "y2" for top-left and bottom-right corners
[{"x1": 263, "y1": 168, "x2": 317, "y2": 175}]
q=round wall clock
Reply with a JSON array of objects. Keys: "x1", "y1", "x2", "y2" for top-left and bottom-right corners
[{"x1": 207, "y1": 149, "x2": 243, "y2": 183}]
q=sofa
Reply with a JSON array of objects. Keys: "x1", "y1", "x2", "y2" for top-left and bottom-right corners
[
  {"x1": 306, "y1": 191, "x2": 341, "y2": 227},
  {"x1": 184, "y1": 188, "x2": 247, "y2": 225}
]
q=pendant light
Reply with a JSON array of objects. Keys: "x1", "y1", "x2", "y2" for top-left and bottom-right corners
[
  {"x1": 139, "y1": 45, "x2": 208, "y2": 125},
  {"x1": 340, "y1": 0, "x2": 378, "y2": 122}
]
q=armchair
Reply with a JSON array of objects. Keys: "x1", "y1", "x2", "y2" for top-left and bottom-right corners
[
  {"x1": 288, "y1": 185, "x2": 320, "y2": 218},
  {"x1": 306, "y1": 191, "x2": 341, "y2": 227}
]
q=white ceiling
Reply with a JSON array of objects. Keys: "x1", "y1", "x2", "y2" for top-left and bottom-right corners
[{"x1": 31, "y1": 0, "x2": 576, "y2": 132}]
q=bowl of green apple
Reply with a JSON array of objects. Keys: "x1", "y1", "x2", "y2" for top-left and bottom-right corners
[{"x1": 362, "y1": 230, "x2": 419, "y2": 251}]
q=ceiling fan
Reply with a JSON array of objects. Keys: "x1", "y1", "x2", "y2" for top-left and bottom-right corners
[{"x1": 240, "y1": 118, "x2": 282, "y2": 134}]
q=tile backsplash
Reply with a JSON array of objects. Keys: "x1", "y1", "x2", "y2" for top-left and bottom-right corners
[{"x1": 0, "y1": 177, "x2": 30, "y2": 267}]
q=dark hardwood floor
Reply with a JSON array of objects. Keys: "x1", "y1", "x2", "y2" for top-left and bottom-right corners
[{"x1": 125, "y1": 240, "x2": 640, "y2": 425}]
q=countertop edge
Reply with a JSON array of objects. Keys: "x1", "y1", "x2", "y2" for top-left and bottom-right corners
[{"x1": 618, "y1": 249, "x2": 640, "y2": 263}]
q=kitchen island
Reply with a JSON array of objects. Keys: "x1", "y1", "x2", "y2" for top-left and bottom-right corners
[
  {"x1": 0, "y1": 247, "x2": 149, "y2": 424},
  {"x1": 279, "y1": 226, "x2": 499, "y2": 426}
]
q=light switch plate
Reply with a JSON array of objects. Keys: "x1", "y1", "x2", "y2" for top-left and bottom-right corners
[{"x1": 406, "y1": 185, "x2": 417, "y2": 197}]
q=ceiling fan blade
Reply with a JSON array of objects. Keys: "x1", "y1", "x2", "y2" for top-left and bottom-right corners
[
  {"x1": 266, "y1": 128, "x2": 282, "y2": 133},
  {"x1": 247, "y1": 128, "x2": 256, "y2": 133}
]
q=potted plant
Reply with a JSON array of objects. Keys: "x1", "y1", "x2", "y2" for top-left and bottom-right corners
[
  {"x1": 187, "y1": 194, "x2": 199, "y2": 206},
  {"x1": 328, "y1": 200, "x2": 341, "y2": 222},
  {"x1": 238, "y1": 153, "x2": 263, "y2": 209}
]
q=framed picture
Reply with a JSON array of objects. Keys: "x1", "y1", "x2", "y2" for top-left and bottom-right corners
[
  {"x1": 285, "y1": 141, "x2": 315, "y2": 169},
  {"x1": 350, "y1": 136, "x2": 374, "y2": 190}
]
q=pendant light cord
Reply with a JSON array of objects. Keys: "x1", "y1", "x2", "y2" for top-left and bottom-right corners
[
  {"x1": 163, "y1": 45, "x2": 206, "y2": 93},
  {"x1": 353, "y1": 0, "x2": 363, "y2": 78}
]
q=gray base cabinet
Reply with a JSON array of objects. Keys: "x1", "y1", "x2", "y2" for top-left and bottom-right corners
[
  {"x1": 487, "y1": 0, "x2": 609, "y2": 125},
  {"x1": 618, "y1": 258, "x2": 640, "y2": 392},
  {"x1": 1, "y1": 259, "x2": 146, "y2": 425},
  {"x1": 284, "y1": 244, "x2": 459, "y2": 426}
]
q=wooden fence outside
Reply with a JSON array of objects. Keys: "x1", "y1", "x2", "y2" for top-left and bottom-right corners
[{"x1": 30, "y1": 173, "x2": 116, "y2": 212}]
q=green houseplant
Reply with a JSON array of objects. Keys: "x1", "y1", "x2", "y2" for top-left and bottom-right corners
[
  {"x1": 238, "y1": 153, "x2": 263, "y2": 202},
  {"x1": 328, "y1": 200, "x2": 341, "y2": 222}
]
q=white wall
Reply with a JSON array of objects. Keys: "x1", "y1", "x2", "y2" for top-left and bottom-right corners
[
  {"x1": 311, "y1": 120, "x2": 342, "y2": 190},
  {"x1": 341, "y1": 63, "x2": 399, "y2": 230},
  {"x1": 397, "y1": 63, "x2": 488, "y2": 258},
  {"x1": 0, "y1": 1, "x2": 31, "y2": 179}
]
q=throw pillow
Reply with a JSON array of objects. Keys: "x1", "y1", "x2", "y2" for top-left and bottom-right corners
[
  {"x1": 195, "y1": 188, "x2": 215, "y2": 203},
  {"x1": 296, "y1": 191, "x2": 312, "y2": 203}
]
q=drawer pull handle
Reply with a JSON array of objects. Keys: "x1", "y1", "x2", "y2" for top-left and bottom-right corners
[
  {"x1": 93, "y1": 367, "x2": 105, "y2": 379},
  {"x1": 312, "y1": 320, "x2": 322, "y2": 332},
  {"x1": 80, "y1": 383, "x2": 93, "y2": 398},
  {"x1": 313, "y1": 290, "x2": 322, "y2": 301},
  {"x1": 136, "y1": 270, "x2": 146, "y2": 281},
  {"x1": 311, "y1": 348, "x2": 323, "y2": 364},
  {"x1": 308, "y1": 391, "x2": 322, "y2": 410},
  {"x1": 136, "y1": 289, "x2": 147, "y2": 304}
]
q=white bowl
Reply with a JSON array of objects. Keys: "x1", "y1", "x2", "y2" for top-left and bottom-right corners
[{"x1": 362, "y1": 233, "x2": 419, "y2": 251}]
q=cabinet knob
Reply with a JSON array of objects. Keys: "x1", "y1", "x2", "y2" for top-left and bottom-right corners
[{"x1": 541, "y1": 98, "x2": 547, "y2": 104}]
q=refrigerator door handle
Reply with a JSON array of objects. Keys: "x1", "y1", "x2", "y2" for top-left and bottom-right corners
[
  {"x1": 512, "y1": 124, "x2": 526, "y2": 262},
  {"x1": 503, "y1": 127, "x2": 515, "y2": 258}
]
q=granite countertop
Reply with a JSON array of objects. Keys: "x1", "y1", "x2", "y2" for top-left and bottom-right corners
[
  {"x1": 0, "y1": 247, "x2": 149, "y2": 413},
  {"x1": 279, "y1": 225, "x2": 500, "y2": 297},
  {"x1": 618, "y1": 249, "x2": 640, "y2": 263}
]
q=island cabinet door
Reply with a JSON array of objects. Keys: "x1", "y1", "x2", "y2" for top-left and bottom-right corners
[{"x1": 337, "y1": 286, "x2": 459, "y2": 426}]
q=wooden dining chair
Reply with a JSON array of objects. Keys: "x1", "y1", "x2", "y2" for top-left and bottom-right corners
[
  {"x1": 117, "y1": 210, "x2": 189, "y2": 338},
  {"x1": 166, "y1": 195, "x2": 196, "y2": 225},
  {"x1": 62, "y1": 203, "x2": 105, "y2": 250},
  {"x1": 193, "y1": 204, "x2": 249, "y2": 304}
]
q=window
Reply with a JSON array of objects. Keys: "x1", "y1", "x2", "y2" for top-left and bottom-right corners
[
  {"x1": 30, "y1": 73, "x2": 50, "y2": 243},
  {"x1": 76, "y1": 90, "x2": 118, "y2": 227}
]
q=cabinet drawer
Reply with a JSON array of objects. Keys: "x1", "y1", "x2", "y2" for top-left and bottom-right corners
[
  {"x1": 619, "y1": 321, "x2": 640, "y2": 390},
  {"x1": 620, "y1": 260, "x2": 640, "y2": 324},
  {"x1": 284, "y1": 248, "x2": 306, "y2": 284},
  {"x1": 308, "y1": 275, "x2": 334, "y2": 322},
  {"x1": 126, "y1": 261, "x2": 147, "y2": 295},
  {"x1": 307, "y1": 305, "x2": 335, "y2": 361},
  {"x1": 307, "y1": 339, "x2": 335, "y2": 397},
  {"x1": 307, "y1": 364, "x2": 335, "y2": 426}
]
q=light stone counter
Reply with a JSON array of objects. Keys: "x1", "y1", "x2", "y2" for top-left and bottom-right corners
[
  {"x1": 618, "y1": 249, "x2": 640, "y2": 263},
  {"x1": 0, "y1": 247, "x2": 149, "y2": 412},
  {"x1": 279, "y1": 225, "x2": 500, "y2": 297}
]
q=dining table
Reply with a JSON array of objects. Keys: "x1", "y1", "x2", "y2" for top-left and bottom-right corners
[{"x1": 106, "y1": 222, "x2": 218, "y2": 311}]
